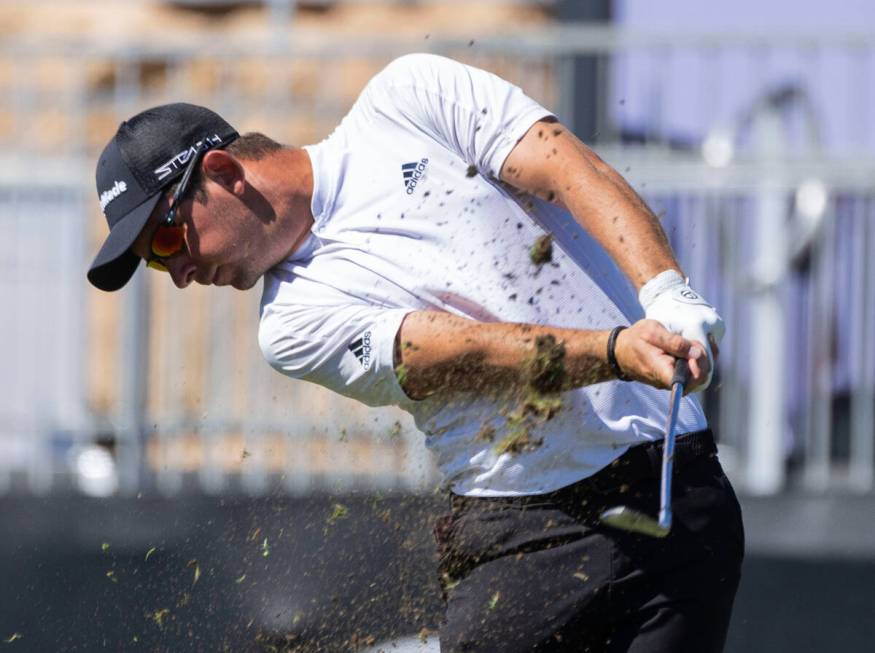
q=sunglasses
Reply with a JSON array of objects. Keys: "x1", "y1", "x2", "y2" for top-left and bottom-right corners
[{"x1": 146, "y1": 140, "x2": 210, "y2": 272}]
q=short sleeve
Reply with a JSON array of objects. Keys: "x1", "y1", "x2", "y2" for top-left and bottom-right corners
[
  {"x1": 258, "y1": 303, "x2": 415, "y2": 408},
  {"x1": 363, "y1": 53, "x2": 554, "y2": 178}
]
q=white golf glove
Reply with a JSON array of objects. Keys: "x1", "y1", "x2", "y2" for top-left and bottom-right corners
[{"x1": 639, "y1": 270, "x2": 725, "y2": 391}]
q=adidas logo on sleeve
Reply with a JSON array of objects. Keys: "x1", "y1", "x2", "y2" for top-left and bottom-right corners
[
  {"x1": 348, "y1": 331, "x2": 372, "y2": 368},
  {"x1": 401, "y1": 158, "x2": 429, "y2": 195}
]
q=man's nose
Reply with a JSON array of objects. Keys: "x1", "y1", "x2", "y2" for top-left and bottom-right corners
[{"x1": 166, "y1": 255, "x2": 197, "y2": 288}]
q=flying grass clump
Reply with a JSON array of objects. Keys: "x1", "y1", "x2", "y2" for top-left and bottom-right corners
[
  {"x1": 395, "y1": 362, "x2": 409, "y2": 387},
  {"x1": 476, "y1": 423, "x2": 496, "y2": 443},
  {"x1": 187, "y1": 559, "x2": 201, "y2": 585},
  {"x1": 529, "y1": 234, "x2": 553, "y2": 269},
  {"x1": 150, "y1": 608, "x2": 170, "y2": 628},
  {"x1": 495, "y1": 334, "x2": 567, "y2": 455},
  {"x1": 495, "y1": 426, "x2": 543, "y2": 455},
  {"x1": 327, "y1": 502, "x2": 349, "y2": 526}
]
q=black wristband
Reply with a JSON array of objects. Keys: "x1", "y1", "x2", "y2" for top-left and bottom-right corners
[{"x1": 607, "y1": 326, "x2": 631, "y2": 381}]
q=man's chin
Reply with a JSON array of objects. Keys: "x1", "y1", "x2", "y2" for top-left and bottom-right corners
[
  {"x1": 213, "y1": 265, "x2": 263, "y2": 290},
  {"x1": 229, "y1": 274, "x2": 261, "y2": 291}
]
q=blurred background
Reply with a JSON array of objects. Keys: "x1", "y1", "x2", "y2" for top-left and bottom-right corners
[{"x1": 1, "y1": 0, "x2": 874, "y2": 651}]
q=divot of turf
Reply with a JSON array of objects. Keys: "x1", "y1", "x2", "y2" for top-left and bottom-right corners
[{"x1": 529, "y1": 234, "x2": 553, "y2": 269}]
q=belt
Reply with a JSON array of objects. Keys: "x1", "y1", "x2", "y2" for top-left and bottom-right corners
[
  {"x1": 451, "y1": 429, "x2": 717, "y2": 511},
  {"x1": 584, "y1": 428, "x2": 716, "y2": 493}
]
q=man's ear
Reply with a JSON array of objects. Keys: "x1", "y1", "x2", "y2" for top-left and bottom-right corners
[{"x1": 201, "y1": 150, "x2": 245, "y2": 195}]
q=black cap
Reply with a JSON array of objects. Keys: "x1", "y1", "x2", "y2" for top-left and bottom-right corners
[{"x1": 87, "y1": 103, "x2": 239, "y2": 291}]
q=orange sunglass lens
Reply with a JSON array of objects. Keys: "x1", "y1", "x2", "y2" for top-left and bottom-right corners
[{"x1": 151, "y1": 225, "x2": 185, "y2": 257}]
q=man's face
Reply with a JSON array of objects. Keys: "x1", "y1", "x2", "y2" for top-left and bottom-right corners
[{"x1": 131, "y1": 182, "x2": 267, "y2": 291}]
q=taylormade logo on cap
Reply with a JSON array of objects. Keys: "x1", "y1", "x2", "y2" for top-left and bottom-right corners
[
  {"x1": 154, "y1": 134, "x2": 224, "y2": 181},
  {"x1": 99, "y1": 180, "x2": 128, "y2": 212}
]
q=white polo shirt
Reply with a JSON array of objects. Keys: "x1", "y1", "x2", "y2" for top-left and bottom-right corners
[{"x1": 258, "y1": 53, "x2": 707, "y2": 496}]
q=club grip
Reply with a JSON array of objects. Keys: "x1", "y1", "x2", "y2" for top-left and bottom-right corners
[{"x1": 672, "y1": 358, "x2": 691, "y2": 388}]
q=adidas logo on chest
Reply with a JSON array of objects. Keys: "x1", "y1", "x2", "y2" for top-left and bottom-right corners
[{"x1": 401, "y1": 158, "x2": 429, "y2": 195}]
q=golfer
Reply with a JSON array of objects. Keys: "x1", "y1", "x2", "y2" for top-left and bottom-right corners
[{"x1": 88, "y1": 53, "x2": 743, "y2": 652}]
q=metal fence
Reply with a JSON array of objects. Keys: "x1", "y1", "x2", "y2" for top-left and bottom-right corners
[
  {"x1": 0, "y1": 178, "x2": 92, "y2": 494},
  {"x1": 1, "y1": 23, "x2": 874, "y2": 496}
]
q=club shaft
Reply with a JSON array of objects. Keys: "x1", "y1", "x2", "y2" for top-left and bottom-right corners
[{"x1": 658, "y1": 381, "x2": 684, "y2": 529}]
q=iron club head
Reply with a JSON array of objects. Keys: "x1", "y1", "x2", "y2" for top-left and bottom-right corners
[{"x1": 599, "y1": 506, "x2": 670, "y2": 538}]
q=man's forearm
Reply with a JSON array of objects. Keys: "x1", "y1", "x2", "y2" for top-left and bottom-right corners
[
  {"x1": 396, "y1": 312, "x2": 710, "y2": 400},
  {"x1": 396, "y1": 311, "x2": 613, "y2": 400}
]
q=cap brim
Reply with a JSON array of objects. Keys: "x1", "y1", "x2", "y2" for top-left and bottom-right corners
[{"x1": 87, "y1": 193, "x2": 162, "y2": 292}]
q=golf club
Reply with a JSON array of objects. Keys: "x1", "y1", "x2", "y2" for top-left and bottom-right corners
[{"x1": 600, "y1": 357, "x2": 691, "y2": 538}]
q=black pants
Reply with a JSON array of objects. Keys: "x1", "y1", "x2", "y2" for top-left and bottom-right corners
[{"x1": 435, "y1": 431, "x2": 744, "y2": 653}]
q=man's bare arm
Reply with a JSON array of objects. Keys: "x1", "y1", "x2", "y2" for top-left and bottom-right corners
[
  {"x1": 395, "y1": 311, "x2": 706, "y2": 400},
  {"x1": 500, "y1": 119, "x2": 681, "y2": 290}
]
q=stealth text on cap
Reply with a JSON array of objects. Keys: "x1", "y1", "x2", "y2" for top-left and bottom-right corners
[
  {"x1": 99, "y1": 180, "x2": 128, "y2": 212},
  {"x1": 154, "y1": 134, "x2": 223, "y2": 182}
]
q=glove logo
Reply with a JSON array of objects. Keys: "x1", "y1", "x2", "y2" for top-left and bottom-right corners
[{"x1": 680, "y1": 288, "x2": 700, "y2": 301}]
